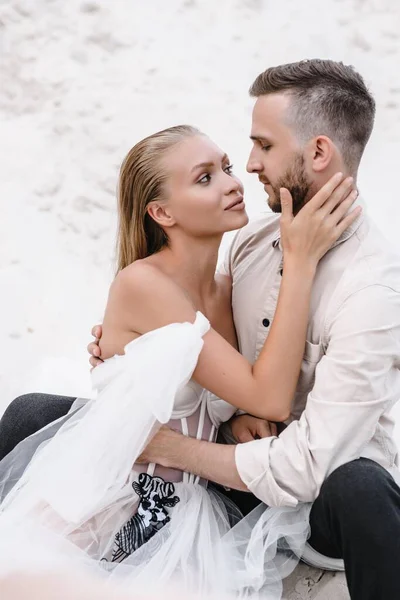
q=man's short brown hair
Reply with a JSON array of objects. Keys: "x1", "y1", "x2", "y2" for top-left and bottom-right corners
[{"x1": 250, "y1": 59, "x2": 376, "y2": 172}]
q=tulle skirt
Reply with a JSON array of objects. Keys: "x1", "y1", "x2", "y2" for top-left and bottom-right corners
[
  {"x1": 0, "y1": 401, "x2": 311, "y2": 599},
  {"x1": 0, "y1": 469, "x2": 310, "y2": 599},
  {"x1": 0, "y1": 316, "x2": 312, "y2": 598}
]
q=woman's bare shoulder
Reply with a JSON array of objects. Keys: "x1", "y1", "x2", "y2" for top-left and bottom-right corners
[
  {"x1": 109, "y1": 261, "x2": 180, "y2": 306},
  {"x1": 107, "y1": 260, "x2": 195, "y2": 335},
  {"x1": 113, "y1": 260, "x2": 167, "y2": 291}
]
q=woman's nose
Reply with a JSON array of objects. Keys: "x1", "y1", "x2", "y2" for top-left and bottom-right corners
[{"x1": 224, "y1": 174, "x2": 241, "y2": 195}]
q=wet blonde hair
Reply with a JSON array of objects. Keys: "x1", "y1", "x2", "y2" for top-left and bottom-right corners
[{"x1": 117, "y1": 124, "x2": 201, "y2": 272}]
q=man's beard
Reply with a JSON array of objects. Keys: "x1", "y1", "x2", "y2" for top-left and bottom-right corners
[{"x1": 268, "y1": 154, "x2": 314, "y2": 216}]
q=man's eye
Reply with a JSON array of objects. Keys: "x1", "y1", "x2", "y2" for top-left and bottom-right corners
[
  {"x1": 198, "y1": 174, "x2": 211, "y2": 184},
  {"x1": 262, "y1": 145, "x2": 271, "y2": 152},
  {"x1": 224, "y1": 164, "x2": 234, "y2": 175}
]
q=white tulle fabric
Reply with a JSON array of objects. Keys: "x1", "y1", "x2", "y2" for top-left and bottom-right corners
[{"x1": 0, "y1": 313, "x2": 311, "y2": 599}]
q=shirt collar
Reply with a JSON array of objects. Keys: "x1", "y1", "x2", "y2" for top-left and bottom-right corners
[{"x1": 272, "y1": 195, "x2": 366, "y2": 252}]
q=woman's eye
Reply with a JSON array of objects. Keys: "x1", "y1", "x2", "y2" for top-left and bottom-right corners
[
  {"x1": 224, "y1": 164, "x2": 234, "y2": 175},
  {"x1": 198, "y1": 173, "x2": 211, "y2": 184}
]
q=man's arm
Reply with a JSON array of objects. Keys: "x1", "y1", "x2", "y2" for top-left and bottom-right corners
[
  {"x1": 138, "y1": 427, "x2": 247, "y2": 491},
  {"x1": 142, "y1": 284, "x2": 400, "y2": 506},
  {"x1": 235, "y1": 283, "x2": 400, "y2": 505}
]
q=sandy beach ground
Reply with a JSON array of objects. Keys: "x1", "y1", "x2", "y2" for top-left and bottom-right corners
[{"x1": 1, "y1": 0, "x2": 400, "y2": 439}]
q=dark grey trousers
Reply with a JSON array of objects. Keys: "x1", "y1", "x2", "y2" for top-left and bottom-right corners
[{"x1": 0, "y1": 393, "x2": 76, "y2": 460}]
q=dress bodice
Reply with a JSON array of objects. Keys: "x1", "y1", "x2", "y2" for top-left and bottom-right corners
[
  {"x1": 136, "y1": 380, "x2": 236, "y2": 486},
  {"x1": 171, "y1": 379, "x2": 235, "y2": 426}
]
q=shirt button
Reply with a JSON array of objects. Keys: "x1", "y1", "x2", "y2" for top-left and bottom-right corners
[
  {"x1": 262, "y1": 318, "x2": 270, "y2": 327},
  {"x1": 272, "y1": 239, "x2": 279, "y2": 249}
]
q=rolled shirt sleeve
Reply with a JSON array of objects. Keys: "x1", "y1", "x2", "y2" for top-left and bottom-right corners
[{"x1": 235, "y1": 284, "x2": 400, "y2": 506}]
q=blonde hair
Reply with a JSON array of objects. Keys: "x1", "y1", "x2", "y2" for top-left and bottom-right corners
[{"x1": 117, "y1": 125, "x2": 201, "y2": 272}]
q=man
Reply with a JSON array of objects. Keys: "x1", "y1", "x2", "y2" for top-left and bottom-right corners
[{"x1": 1, "y1": 60, "x2": 400, "y2": 600}]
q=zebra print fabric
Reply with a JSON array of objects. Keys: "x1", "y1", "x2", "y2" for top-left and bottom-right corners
[{"x1": 111, "y1": 473, "x2": 180, "y2": 563}]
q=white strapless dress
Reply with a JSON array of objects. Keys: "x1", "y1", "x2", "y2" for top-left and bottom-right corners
[{"x1": 0, "y1": 313, "x2": 310, "y2": 599}]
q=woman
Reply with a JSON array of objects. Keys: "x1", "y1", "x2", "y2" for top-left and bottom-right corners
[{"x1": 0, "y1": 125, "x2": 359, "y2": 598}]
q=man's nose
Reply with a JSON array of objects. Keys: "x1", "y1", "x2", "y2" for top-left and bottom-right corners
[{"x1": 246, "y1": 151, "x2": 263, "y2": 174}]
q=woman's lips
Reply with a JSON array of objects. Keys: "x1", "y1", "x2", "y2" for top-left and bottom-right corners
[
  {"x1": 224, "y1": 196, "x2": 245, "y2": 210},
  {"x1": 227, "y1": 200, "x2": 245, "y2": 211}
]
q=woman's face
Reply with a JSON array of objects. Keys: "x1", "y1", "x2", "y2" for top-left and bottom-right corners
[{"x1": 159, "y1": 135, "x2": 248, "y2": 238}]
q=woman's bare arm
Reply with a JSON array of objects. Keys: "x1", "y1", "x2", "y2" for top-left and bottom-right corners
[{"x1": 103, "y1": 176, "x2": 359, "y2": 422}]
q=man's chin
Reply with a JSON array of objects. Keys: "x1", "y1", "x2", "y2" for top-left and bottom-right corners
[{"x1": 267, "y1": 196, "x2": 282, "y2": 213}]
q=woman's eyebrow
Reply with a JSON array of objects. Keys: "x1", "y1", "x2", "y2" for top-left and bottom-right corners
[
  {"x1": 190, "y1": 154, "x2": 229, "y2": 173},
  {"x1": 190, "y1": 161, "x2": 214, "y2": 173}
]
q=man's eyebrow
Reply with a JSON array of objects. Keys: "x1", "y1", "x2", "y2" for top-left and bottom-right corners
[
  {"x1": 190, "y1": 154, "x2": 229, "y2": 173},
  {"x1": 250, "y1": 135, "x2": 272, "y2": 144}
]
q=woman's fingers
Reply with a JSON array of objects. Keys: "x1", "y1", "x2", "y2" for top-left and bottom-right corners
[
  {"x1": 280, "y1": 171, "x2": 361, "y2": 264},
  {"x1": 305, "y1": 172, "x2": 345, "y2": 212},
  {"x1": 280, "y1": 188, "x2": 294, "y2": 222},
  {"x1": 91, "y1": 325, "x2": 102, "y2": 339},
  {"x1": 328, "y1": 188, "x2": 359, "y2": 225},
  {"x1": 89, "y1": 356, "x2": 103, "y2": 370},
  {"x1": 318, "y1": 176, "x2": 355, "y2": 217},
  {"x1": 334, "y1": 205, "x2": 363, "y2": 237},
  {"x1": 88, "y1": 341, "x2": 101, "y2": 358}
]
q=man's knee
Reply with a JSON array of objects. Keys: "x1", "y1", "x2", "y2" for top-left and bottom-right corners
[
  {"x1": 319, "y1": 458, "x2": 397, "y2": 512},
  {"x1": 2, "y1": 393, "x2": 75, "y2": 430},
  {"x1": 0, "y1": 393, "x2": 75, "y2": 460},
  {"x1": 0, "y1": 394, "x2": 42, "y2": 460},
  {"x1": 0, "y1": 394, "x2": 38, "y2": 432},
  {"x1": 310, "y1": 458, "x2": 400, "y2": 561}
]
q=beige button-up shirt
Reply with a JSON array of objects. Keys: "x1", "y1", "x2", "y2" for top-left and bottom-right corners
[{"x1": 222, "y1": 207, "x2": 400, "y2": 507}]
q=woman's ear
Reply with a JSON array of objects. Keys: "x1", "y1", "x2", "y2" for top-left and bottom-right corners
[
  {"x1": 146, "y1": 202, "x2": 176, "y2": 230},
  {"x1": 307, "y1": 135, "x2": 335, "y2": 173}
]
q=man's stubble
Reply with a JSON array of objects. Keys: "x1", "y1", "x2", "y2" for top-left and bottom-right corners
[{"x1": 268, "y1": 153, "x2": 315, "y2": 216}]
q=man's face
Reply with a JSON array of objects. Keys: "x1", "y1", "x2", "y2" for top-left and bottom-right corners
[{"x1": 247, "y1": 93, "x2": 316, "y2": 214}]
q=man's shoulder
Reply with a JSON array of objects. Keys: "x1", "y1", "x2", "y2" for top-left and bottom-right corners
[
  {"x1": 348, "y1": 218, "x2": 400, "y2": 291},
  {"x1": 328, "y1": 218, "x2": 400, "y2": 318}
]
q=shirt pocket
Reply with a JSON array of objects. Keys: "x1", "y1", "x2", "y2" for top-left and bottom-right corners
[{"x1": 297, "y1": 340, "x2": 325, "y2": 392}]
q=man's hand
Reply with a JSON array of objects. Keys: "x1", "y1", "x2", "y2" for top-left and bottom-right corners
[
  {"x1": 87, "y1": 324, "x2": 103, "y2": 369},
  {"x1": 137, "y1": 426, "x2": 181, "y2": 466},
  {"x1": 230, "y1": 414, "x2": 277, "y2": 443}
]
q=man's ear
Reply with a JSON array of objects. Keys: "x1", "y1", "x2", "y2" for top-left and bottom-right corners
[
  {"x1": 308, "y1": 135, "x2": 335, "y2": 173},
  {"x1": 147, "y1": 202, "x2": 176, "y2": 230}
]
